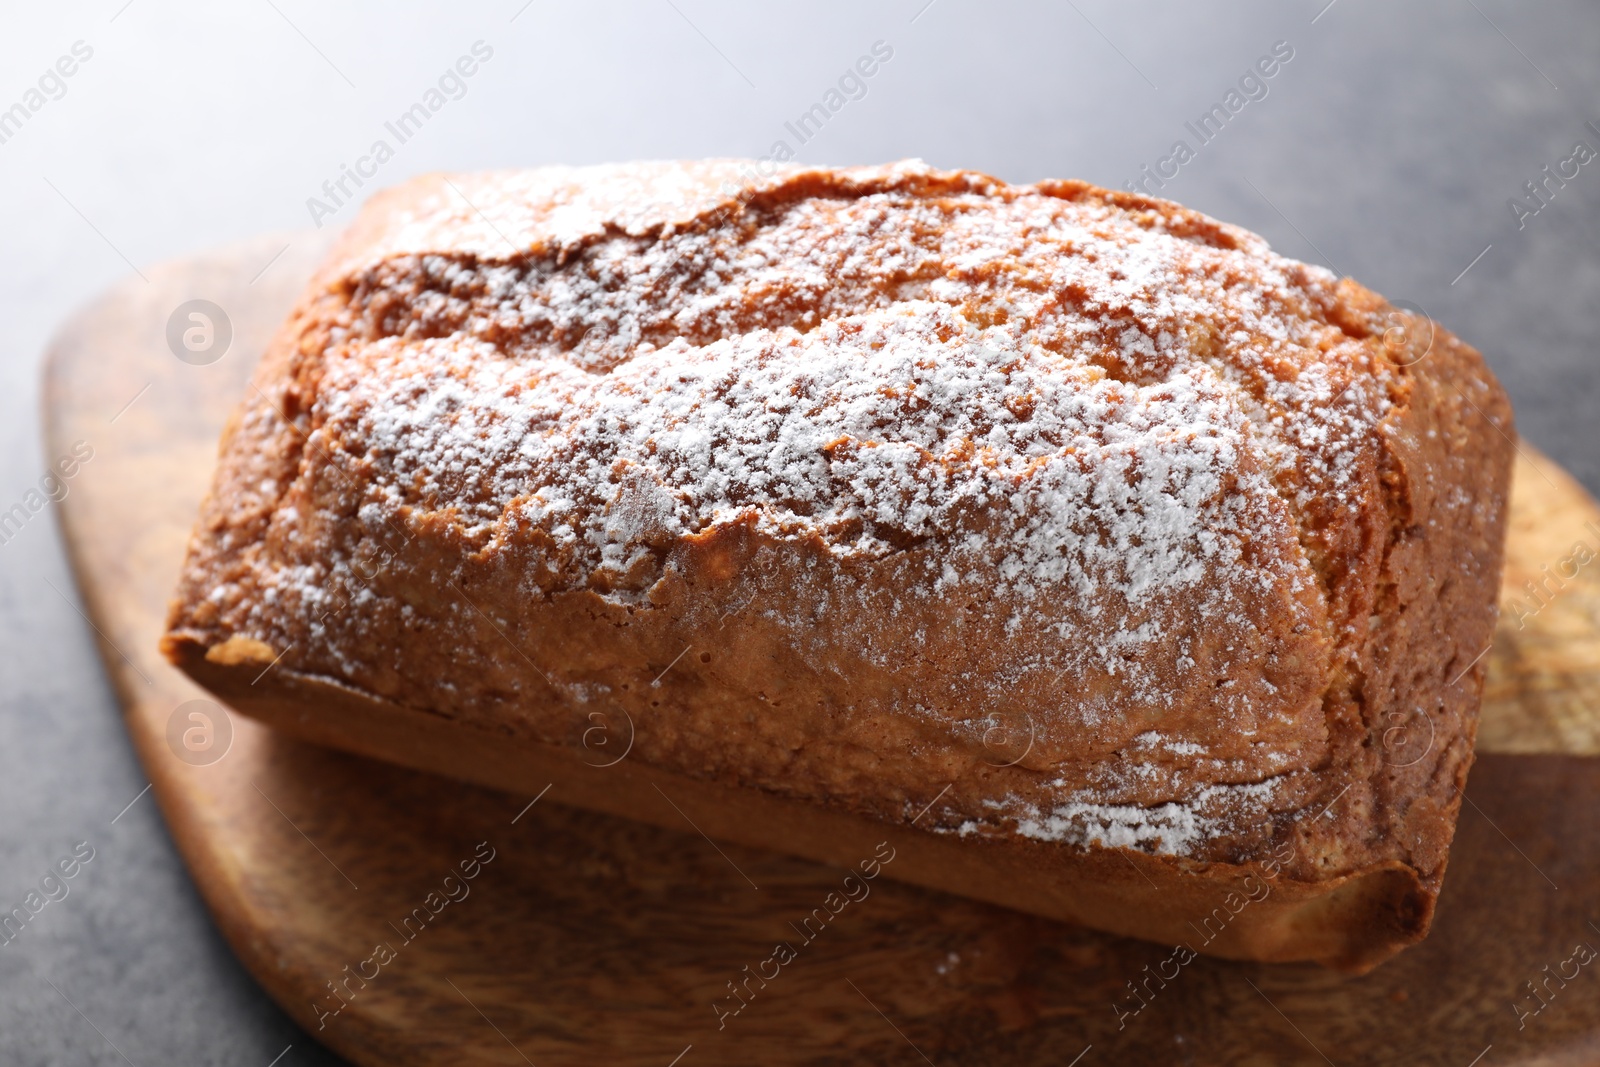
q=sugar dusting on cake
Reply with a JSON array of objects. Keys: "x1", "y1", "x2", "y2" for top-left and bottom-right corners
[
  {"x1": 947, "y1": 776, "x2": 1288, "y2": 857},
  {"x1": 325, "y1": 305, "x2": 1280, "y2": 603}
]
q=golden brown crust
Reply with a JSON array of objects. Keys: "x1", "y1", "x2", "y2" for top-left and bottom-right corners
[
  {"x1": 162, "y1": 160, "x2": 1514, "y2": 968},
  {"x1": 161, "y1": 636, "x2": 1437, "y2": 972}
]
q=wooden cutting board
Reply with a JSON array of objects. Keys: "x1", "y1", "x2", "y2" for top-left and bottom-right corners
[{"x1": 42, "y1": 233, "x2": 1600, "y2": 1067}]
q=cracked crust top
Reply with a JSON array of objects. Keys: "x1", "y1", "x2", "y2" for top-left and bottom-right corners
[{"x1": 162, "y1": 160, "x2": 1513, "y2": 893}]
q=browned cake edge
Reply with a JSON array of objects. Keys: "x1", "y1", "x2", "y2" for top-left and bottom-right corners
[{"x1": 164, "y1": 637, "x2": 1431, "y2": 973}]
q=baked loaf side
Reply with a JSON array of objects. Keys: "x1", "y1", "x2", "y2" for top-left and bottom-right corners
[{"x1": 162, "y1": 161, "x2": 1514, "y2": 968}]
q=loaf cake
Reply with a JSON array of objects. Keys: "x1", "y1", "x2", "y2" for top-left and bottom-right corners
[{"x1": 162, "y1": 160, "x2": 1514, "y2": 972}]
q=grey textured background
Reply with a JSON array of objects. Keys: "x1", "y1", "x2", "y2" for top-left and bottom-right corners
[{"x1": 1, "y1": 1, "x2": 1596, "y2": 1063}]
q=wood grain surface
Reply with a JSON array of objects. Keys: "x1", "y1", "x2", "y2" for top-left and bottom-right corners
[{"x1": 41, "y1": 234, "x2": 1600, "y2": 1066}]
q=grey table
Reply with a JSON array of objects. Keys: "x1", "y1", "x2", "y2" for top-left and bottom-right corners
[{"x1": 1, "y1": 2, "x2": 1595, "y2": 1063}]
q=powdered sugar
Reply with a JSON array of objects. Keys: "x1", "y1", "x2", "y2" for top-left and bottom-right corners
[{"x1": 954, "y1": 775, "x2": 1287, "y2": 857}]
